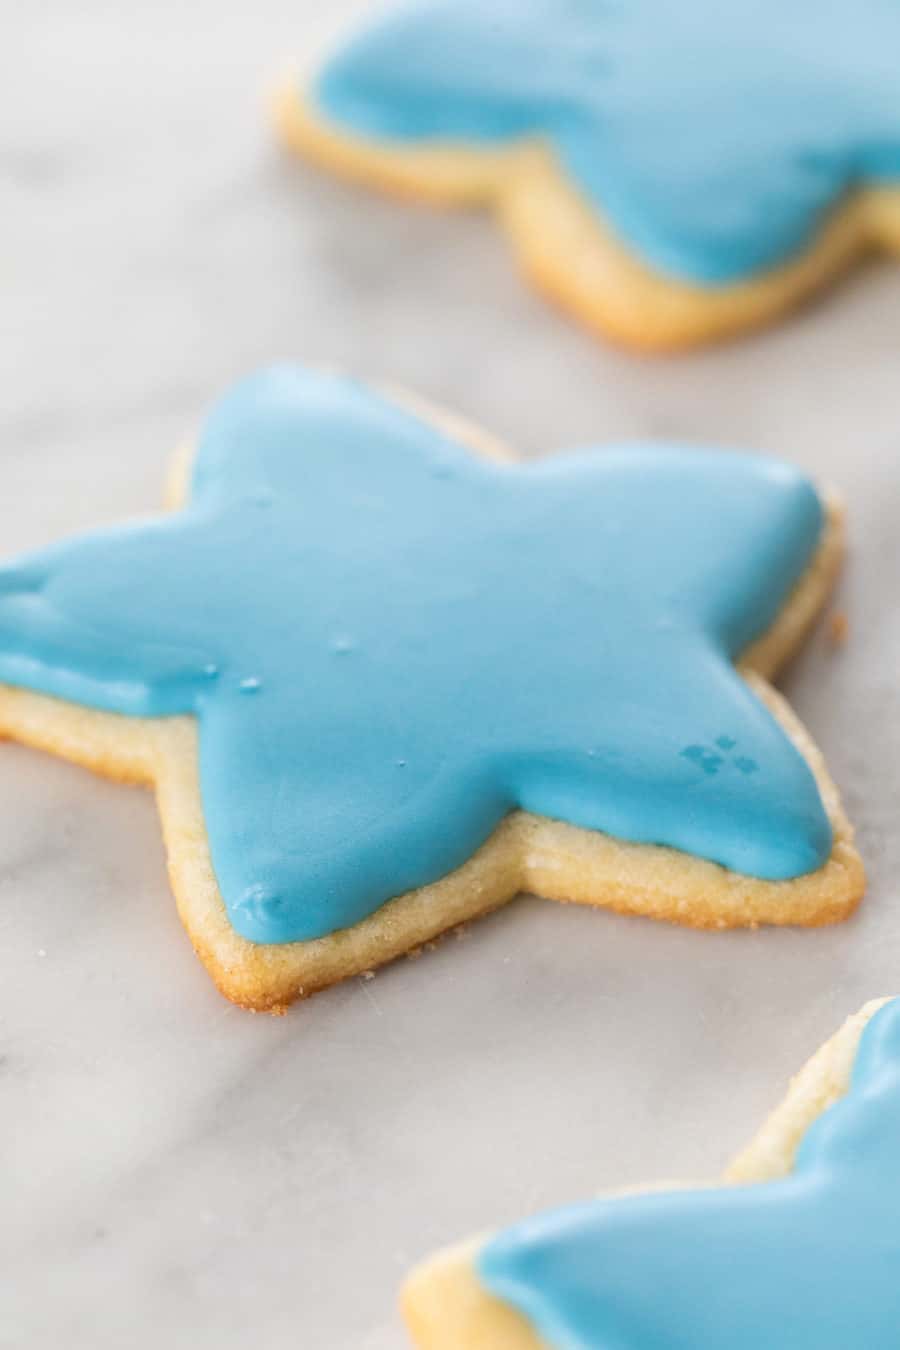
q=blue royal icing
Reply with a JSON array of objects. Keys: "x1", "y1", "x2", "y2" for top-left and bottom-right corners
[
  {"x1": 0, "y1": 365, "x2": 830, "y2": 944},
  {"x1": 478, "y1": 997, "x2": 900, "y2": 1349},
  {"x1": 312, "y1": 0, "x2": 900, "y2": 284}
]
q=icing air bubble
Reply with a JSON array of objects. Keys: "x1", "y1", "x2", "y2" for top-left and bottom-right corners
[
  {"x1": 203, "y1": 663, "x2": 220, "y2": 679},
  {"x1": 395, "y1": 758, "x2": 407, "y2": 768},
  {"x1": 330, "y1": 635, "x2": 356, "y2": 655},
  {"x1": 239, "y1": 676, "x2": 262, "y2": 693}
]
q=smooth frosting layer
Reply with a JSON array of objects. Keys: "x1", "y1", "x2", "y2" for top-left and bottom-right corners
[
  {"x1": 0, "y1": 366, "x2": 830, "y2": 943},
  {"x1": 313, "y1": 0, "x2": 900, "y2": 283},
  {"x1": 479, "y1": 997, "x2": 900, "y2": 1348}
]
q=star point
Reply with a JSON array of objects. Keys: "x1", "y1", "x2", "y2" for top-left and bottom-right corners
[
  {"x1": 462, "y1": 997, "x2": 900, "y2": 1349},
  {"x1": 314, "y1": 0, "x2": 900, "y2": 282}
]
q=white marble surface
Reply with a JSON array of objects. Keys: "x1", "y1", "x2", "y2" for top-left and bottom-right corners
[{"x1": 3, "y1": 4, "x2": 900, "y2": 1347}]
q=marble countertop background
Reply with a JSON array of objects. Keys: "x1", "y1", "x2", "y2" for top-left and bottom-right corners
[{"x1": 3, "y1": 3, "x2": 900, "y2": 1347}]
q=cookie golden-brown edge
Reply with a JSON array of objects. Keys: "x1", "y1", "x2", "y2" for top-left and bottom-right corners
[{"x1": 276, "y1": 88, "x2": 900, "y2": 353}]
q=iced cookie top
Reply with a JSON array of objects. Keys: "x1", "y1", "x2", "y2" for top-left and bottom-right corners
[
  {"x1": 479, "y1": 996, "x2": 900, "y2": 1348},
  {"x1": 0, "y1": 366, "x2": 829, "y2": 943},
  {"x1": 314, "y1": 0, "x2": 900, "y2": 283}
]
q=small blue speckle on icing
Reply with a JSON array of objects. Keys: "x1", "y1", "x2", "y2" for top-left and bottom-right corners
[
  {"x1": 0, "y1": 365, "x2": 830, "y2": 943},
  {"x1": 312, "y1": 0, "x2": 900, "y2": 283},
  {"x1": 478, "y1": 997, "x2": 900, "y2": 1349}
]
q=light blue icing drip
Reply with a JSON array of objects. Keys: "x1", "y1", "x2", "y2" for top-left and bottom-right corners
[
  {"x1": 0, "y1": 366, "x2": 830, "y2": 943},
  {"x1": 313, "y1": 0, "x2": 900, "y2": 283},
  {"x1": 479, "y1": 997, "x2": 900, "y2": 1348}
]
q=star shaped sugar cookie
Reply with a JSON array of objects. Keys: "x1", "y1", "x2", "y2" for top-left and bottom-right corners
[
  {"x1": 0, "y1": 366, "x2": 862, "y2": 1010},
  {"x1": 278, "y1": 0, "x2": 900, "y2": 350},
  {"x1": 403, "y1": 997, "x2": 900, "y2": 1349}
]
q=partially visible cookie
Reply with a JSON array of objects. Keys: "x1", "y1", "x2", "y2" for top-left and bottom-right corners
[
  {"x1": 278, "y1": 0, "x2": 900, "y2": 351},
  {"x1": 0, "y1": 365, "x2": 862, "y2": 1011},
  {"x1": 402, "y1": 997, "x2": 900, "y2": 1347}
]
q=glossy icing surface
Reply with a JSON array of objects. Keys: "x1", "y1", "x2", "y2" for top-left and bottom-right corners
[
  {"x1": 313, "y1": 0, "x2": 900, "y2": 283},
  {"x1": 0, "y1": 366, "x2": 829, "y2": 943},
  {"x1": 479, "y1": 997, "x2": 900, "y2": 1348}
]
